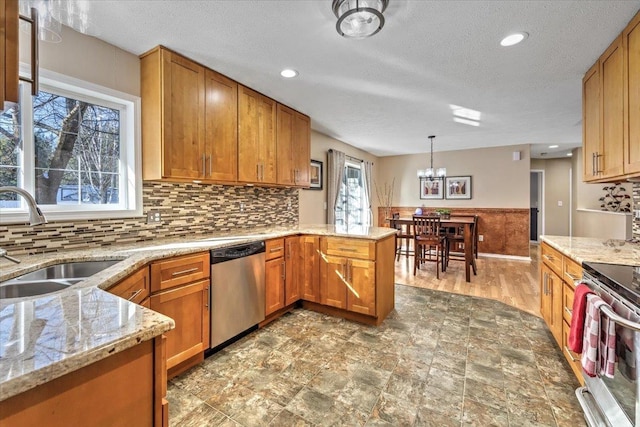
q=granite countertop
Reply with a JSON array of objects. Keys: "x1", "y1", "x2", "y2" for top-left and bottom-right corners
[
  {"x1": 540, "y1": 235, "x2": 640, "y2": 266},
  {"x1": 0, "y1": 224, "x2": 396, "y2": 401}
]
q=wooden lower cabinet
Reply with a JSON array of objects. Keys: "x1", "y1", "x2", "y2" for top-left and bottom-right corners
[
  {"x1": 265, "y1": 256, "x2": 285, "y2": 315},
  {"x1": 540, "y1": 242, "x2": 584, "y2": 384},
  {"x1": 300, "y1": 235, "x2": 320, "y2": 302},
  {"x1": 107, "y1": 266, "x2": 150, "y2": 304},
  {"x1": 320, "y1": 254, "x2": 349, "y2": 309},
  {"x1": 0, "y1": 337, "x2": 168, "y2": 427},
  {"x1": 540, "y1": 262, "x2": 563, "y2": 346},
  {"x1": 285, "y1": 236, "x2": 301, "y2": 305},
  {"x1": 150, "y1": 279, "x2": 210, "y2": 370},
  {"x1": 346, "y1": 258, "x2": 376, "y2": 316}
]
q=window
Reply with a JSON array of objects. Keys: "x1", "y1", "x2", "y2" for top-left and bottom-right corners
[
  {"x1": 0, "y1": 70, "x2": 141, "y2": 223},
  {"x1": 335, "y1": 160, "x2": 370, "y2": 227}
]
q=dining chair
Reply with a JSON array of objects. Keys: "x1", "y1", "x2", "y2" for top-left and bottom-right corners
[
  {"x1": 391, "y1": 212, "x2": 413, "y2": 260},
  {"x1": 412, "y1": 215, "x2": 446, "y2": 278},
  {"x1": 444, "y1": 214, "x2": 478, "y2": 274}
]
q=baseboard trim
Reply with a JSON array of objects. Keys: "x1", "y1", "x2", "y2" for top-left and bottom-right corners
[{"x1": 479, "y1": 252, "x2": 531, "y2": 261}]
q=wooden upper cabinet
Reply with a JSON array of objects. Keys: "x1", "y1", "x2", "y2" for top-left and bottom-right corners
[
  {"x1": 141, "y1": 46, "x2": 205, "y2": 181},
  {"x1": 2, "y1": 0, "x2": 19, "y2": 112},
  {"x1": 277, "y1": 104, "x2": 295, "y2": 186},
  {"x1": 204, "y1": 69, "x2": 238, "y2": 182},
  {"x1": 238, "y1": 85, "x2": 277, "y2": 184},
  {"x1": 600, "y1": 35, "x2": 625, "y2": 179},
  {"x1": 583, "y1": 62, "x2": 601, "y2": 182},
  {"x1": 624, "y1": 12, "x2": 640, "y2": 176},
  {"x1": 277, "y1": 104, "x2": 311, "y2": 187},
  {"x1": 293, "y1": 112, "x2": 311, "y2": 187}
]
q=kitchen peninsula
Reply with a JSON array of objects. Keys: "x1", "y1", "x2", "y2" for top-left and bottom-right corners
[{"x1": 0, "y1": 225, "x2": 396, "y2": 425}]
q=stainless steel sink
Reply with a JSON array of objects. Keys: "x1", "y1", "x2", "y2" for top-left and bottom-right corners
[{"x1": 0, "y1": 260, "x2": 121, "y2": 299}]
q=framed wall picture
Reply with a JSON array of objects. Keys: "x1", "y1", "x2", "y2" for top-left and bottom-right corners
[
  {"x1": 419, "y1": 177, "x2": 444, "y2": 199},
  {"x1": 309, "y1": 160, "x2": 323, "y2": 190},
  {"x1": 445, "y1": 176, "x2": 472, "y2": 199}
]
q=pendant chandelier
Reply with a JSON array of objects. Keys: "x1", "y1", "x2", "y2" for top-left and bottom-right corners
[
  {"x1": 332, "y1": 0, "x2": 389, "y2": 39},
  {"x1": 417, "y1": 135, "x2": 446, "y2": 179}
]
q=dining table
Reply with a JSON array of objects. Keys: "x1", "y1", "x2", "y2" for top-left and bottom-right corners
[{"x1": 390, "y1": 216, "x2": 477, "y2": 282}]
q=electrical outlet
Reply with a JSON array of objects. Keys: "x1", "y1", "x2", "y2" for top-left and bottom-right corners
[
  {"x1": 240, "y1": 203, "x2": 245, "y2": 212},
  {"x1": 287, "y1": 200, "x2": 292, "y2": 210},
  {"x1": 146, "y1": 210, "x2": 161, "y2": 223},
  {"x1": 478, "y1": 235, "x2": 484, "y2": 242}
]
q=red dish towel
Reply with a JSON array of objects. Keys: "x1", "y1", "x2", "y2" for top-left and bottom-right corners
[
  {"x1": 568, "y1": 283, "x2": 594, "y2": 353},
  {"x1": 581, "y1": 294, "x2": 617, "y2": 378}
]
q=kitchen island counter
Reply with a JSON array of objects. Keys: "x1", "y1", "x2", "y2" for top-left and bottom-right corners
[{"x1": 0, "y1": 224, "x2": 396, "y2": 401}]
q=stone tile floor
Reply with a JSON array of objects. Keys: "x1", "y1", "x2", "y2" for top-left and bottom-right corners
[{"x1": 168, "y1": 285, "x2": 585, "y2": 426}]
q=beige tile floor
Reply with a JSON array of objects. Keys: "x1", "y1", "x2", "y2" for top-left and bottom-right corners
[{"x1": 168, "y1": 256, "x2": 585, "y2": 426}]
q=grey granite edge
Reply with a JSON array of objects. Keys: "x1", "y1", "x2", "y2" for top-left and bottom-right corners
[{"x1": 0, "y1": 310, "x2": 174, "y2": 402}]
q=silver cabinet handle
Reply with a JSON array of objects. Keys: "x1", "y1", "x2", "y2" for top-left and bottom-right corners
[
  {"x1": 128, "y1": 289, "x2": 143, "y2": 301},
  {"x1": 269, "y1": 247, "x2": 283, "y2": 253},
  {"x1": 543, "y1": 272, "x2": 548, "y2": 295},
  {"x1": 208, "y1": 155, "x2": 212, "y2": 177},
  {"x1": 256, "y1": 164, "x2": 260, "y2": 180},
  {"x1": 171, "y1": 267, "x2": 199, "y2": 277},
  {"x1": 202, "y1": 153, "x2": 206, "y2": 176},
  {"x1": 564, "y1": 306, "x2": 573, "y2": 317},
  {"x1": 564, "y1": 346, "x2": 578, "y2": 362},
  {"x1": 543, "y1": 254, "x2": 554, "y2": 261},
  {"x1": 565, "y1": 271, "x2": 580, "y2": 282},
  {"x1": 205, "y1": 285, "x2": 210, "y2": 309},
  {"x1": 281, "y1": 261, "x2": 286, "y2": 280},
  {"x1": 592, "y1": 152, "x2": 596, "y2": 176}
]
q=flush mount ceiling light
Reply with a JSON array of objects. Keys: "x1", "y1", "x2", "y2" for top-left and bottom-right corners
[
  {"x1": 549, "y1": 144, "x2": 559, "y2": 149},
  {"x1": 417, "y1": 135, "x2": 446, "y2": 179},
  {"x1": 332, "y1": 0, "x2": 389, "y2": 39},
  {"x1": 500, "y1": 32, "x2": 528, "y2": 47},
  {"x1": 280, "y1": 69, "x2": 298, "y2": 78}
]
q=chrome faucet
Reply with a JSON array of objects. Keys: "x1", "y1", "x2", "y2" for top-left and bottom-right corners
[{"x1": 0, "y1": 186, "x2": 47, "y2": 264}]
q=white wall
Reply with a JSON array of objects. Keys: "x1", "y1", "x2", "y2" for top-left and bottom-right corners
[
  {"x1": 377, "y1": 144, "x2": 531, "y2": 208},
  {"x1": 20, "y1": 25, "x2": 140, "y2": 96},
  {"x1": 299, "y1": 131, "x2": 379, "y2": 224}
]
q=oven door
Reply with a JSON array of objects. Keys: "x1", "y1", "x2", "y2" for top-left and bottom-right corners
[{"x1": 578, "y1": 278, "x2": 640, "y2": 427}]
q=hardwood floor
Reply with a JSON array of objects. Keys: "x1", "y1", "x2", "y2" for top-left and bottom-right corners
[{"x1": 395, "y1": 243, "x2": 541, "y2": 317}]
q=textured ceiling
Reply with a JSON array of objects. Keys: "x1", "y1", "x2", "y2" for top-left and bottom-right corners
[{"x1": 73, "y1": 0, "x2": 640, "y2": 157}]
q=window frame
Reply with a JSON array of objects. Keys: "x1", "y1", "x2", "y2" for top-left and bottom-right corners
[{"x1": 0, "y1": 68, "x2": 142, "y2": 224}]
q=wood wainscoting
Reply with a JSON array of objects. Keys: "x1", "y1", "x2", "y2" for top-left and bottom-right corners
[{"x1": 378, "y1": 207, "x2": 530, "y2": 257}]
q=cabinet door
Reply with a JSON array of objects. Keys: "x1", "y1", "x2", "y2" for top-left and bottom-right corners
[
  {"x1": 265, "y1": 257, "x2": 285, "y2": 315},
  {"x1": 204, "y1": 69, "x2": 237, "y2": 182},
  {"x1": 320, "y1": 255, "x2": 348, "y2": 309},
  {"x1": 276, "y1": 104, "x2": 295, "y2": 186},
  {"x1": 600, "y1": 35, "x2": 625, "y2": 179},
  {"x1": 624, "y1": 13, "x2": 640, "y2": 175},
  {"x1": 583, "y1": 62, "x2": 601, "y2": 181},
  {"x1": 301, "y1": 235, "x2": 320, "y2": 302},
  {"x1": 162, "y1": 50, "x2": 205, "y2": 179},
  {"x1": 293, "y1": 112, "x2": 311, "y2": 187},
  {"x1": 285, "y1": 237, "x2": 301, "y2": 305},
  {"x1": 540, "y1": 264, "x2": 562, "y2": 347},
  {"x1": 540, "y1": 263, "x2": 552, "y2": 331},
  {"x1": 346, "y1": 258, "x2": 376, "y2": 316},
  {"x1": 150, "y1": 279, "x2": 210, "y2": 369},
  {"x1": 238, "y1": 85, "x2": 276, "y2": 184},
  {"x1": 107, "y1": 267, "x2": 150, "y2": 305}
]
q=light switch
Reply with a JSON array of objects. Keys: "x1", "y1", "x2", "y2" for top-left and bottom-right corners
[{"x1": 557, "y1": 201, "x2": 563, "y2": 207}]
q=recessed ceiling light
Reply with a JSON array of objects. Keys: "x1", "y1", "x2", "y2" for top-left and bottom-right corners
[
  {"x1": 567, "y1": 152, "x2": 573, "y2": 156},
  {"x1": 500, "y1": 32, "x2": 528, "y2": 47},
  {"x1": 449, "y1": 104, "x2": 482, "y2": 121},
  {"x1": 280, "y1": 69, "x2": 298, "y2": 78},
  {"x1": 453, "y1": 117, "x2": 480, "y2": 127},
  {"x1": 549, "y1": 145, "x2": 559, "y2": 149}
]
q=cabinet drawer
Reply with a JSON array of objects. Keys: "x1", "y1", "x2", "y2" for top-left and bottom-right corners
[
  {"x1": 322, "y1": 237, "x2": 375, "y2": 261},
  {"x1": 541, "y1": 243, "x2": 563, "y2": 276},
  {"x1": 563, "y1": 282, "x2": 575, "y2": 325},
  {"x1": 151, "y1": 252, "x2": 210, "y2": 293},
  {"x1": 562, "y1": 320, "x2": 584, "y2": 385},
  {"x1": 563, "y1": 256, "x2": 582, "y2": 285},
  {"x1": 107, "y1": 267, "x2": 150, "y2": 304},
  {"x1": 265, "y1": 238, "x2": 285, "y2": 261}
]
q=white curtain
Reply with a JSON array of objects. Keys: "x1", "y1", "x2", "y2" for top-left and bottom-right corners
[
  {"x1": 327, "y1": 150, "x2": 346, "y2": 225},
  {"x1": 362, "y1": 160, "x2": 373, "y2": 226}
]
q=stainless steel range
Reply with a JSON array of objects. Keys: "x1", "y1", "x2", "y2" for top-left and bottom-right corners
[{"x1": 577, "y1": 262, "x2": 640, "y2": 427}]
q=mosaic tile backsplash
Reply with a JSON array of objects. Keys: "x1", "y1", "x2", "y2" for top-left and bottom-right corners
[
  {"x1": 1, "y1": 182, "x2": 299, "y2": 256},
  {"x1": 634, "y1": 183, "x2": 639, "y2": 239}
]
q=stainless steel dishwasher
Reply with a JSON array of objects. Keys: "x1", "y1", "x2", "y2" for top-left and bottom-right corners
[{"x1": 209, "y1": 241, "x2": 265, "y2": 349}]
